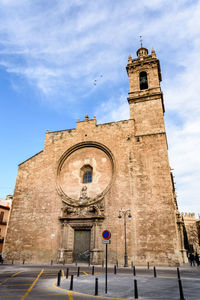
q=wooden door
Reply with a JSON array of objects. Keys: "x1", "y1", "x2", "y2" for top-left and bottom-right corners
[{"x1": 73, "y1": 230, "x2": 91, "y2": 262}]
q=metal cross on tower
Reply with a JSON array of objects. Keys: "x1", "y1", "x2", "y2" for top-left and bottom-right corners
[{"x1": 139, "y1": 35, "x2": 143, "y2": 47}]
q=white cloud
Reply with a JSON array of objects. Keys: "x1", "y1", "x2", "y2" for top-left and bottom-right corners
[
  {"x1": 0, "y1": 0, "x2": 200, "y2": 214},
  {"x1": 96, "y1": 94, "x2": 129, "y2": 124},
  {"x1": 167, "y1": 120, "x2": 200, "y2": 214}
]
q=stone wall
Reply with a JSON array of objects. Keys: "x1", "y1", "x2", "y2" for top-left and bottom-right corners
[{"x1": 4, "y1": 116, "x2": 181, "y2": 265}]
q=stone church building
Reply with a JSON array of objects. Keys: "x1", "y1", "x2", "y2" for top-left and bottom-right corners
[{"x1": 4, "y1": 47, "x2": 187, "y2": 266}]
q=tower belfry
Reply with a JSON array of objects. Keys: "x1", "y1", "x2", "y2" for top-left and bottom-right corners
[{"x1": 126, "y1": 47, "x2": 165, "y2": 136}]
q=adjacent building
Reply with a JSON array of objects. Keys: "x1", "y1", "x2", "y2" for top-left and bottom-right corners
[
  {"x1": 0, "y1": 195, "x2": 12, "y2": 253},
  {"x1": 182, "y1": 213, "x2": 200, "y2": 254}
]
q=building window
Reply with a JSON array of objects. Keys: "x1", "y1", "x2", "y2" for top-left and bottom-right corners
[
  {"x1": 83, "y1": 171, "x2": 92, "y2": 183},
  {"x1": 81, "y1": 165, "x2": 93, "y2": 183},
  {"x1": 140, "y1": 71, "x2": 148, "y2": 90}
]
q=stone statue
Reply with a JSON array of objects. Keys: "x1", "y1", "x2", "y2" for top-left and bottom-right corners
[{"x1": 79, "y1": 186, "x2": 89, "y2": 204}]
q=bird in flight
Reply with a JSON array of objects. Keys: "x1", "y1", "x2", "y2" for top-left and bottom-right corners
[{"x1": 93, "y1": 75, "x2": 103, "y2": 86}]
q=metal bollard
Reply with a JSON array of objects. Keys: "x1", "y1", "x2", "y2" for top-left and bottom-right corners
[
  {"x1": 114, "y1": 265, "x2": 117, "y2": 274},
  {"x1": 70, "y1": 275, "x2": 74, "y2": 290},
  {"x1": 51, "y1": 260, "x2": 53, "y2": 266},
  {"x1": 153, "y1": 266, "x2": 157, "y2": 278},
  {"x1": 22, "y1": 259, "x2": 25, "y2": 265},
  {"x1": 147, "y1": 262, "x2": 150, "y2": 269},
  {"x1": 92, "y1": 265, "x2": 95, "y2": 275},
  {"x1": 133, "y1": 266, "x2": 136, "y2": 276},
  {"x1": 177, "y1": 267, "x2": 181, "y2": 280},
  {"x1": 95, "y1": 278, "x2": 98, "y2": 296},
  {"x1": 66, "y1": 268, "x2": 69, "y2": 279},
  {"x1": 131, "y1": 261, "x2": 133, "y2": 268},
  {"x1": 178, "y1": 279, "x2": 185, "y2": 300},
  {"x1": 134, "y1": 279, "x2": 138, "y2": 299},
  {"x1": 77, "y1": 266, "x2": 80, "y2": 277},
  {"x1": 57, "y1": 270, "x2": 61, "y2": 286}
]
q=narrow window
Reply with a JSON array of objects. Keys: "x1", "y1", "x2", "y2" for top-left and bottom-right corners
[
  {"x1": 81, "y1": 165, "x2": 93, "y2": 183},
  {"x1": 140, "y1": 71, "x2": 148, "y2": 90}
]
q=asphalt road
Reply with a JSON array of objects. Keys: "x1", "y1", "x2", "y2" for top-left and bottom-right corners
[{"x1": 0, "y1": 264, "x2": 200, "y2": 300}]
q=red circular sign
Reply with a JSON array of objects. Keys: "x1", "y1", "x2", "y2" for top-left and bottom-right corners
[{"x1": 102, "y1": 230, "x2": 111, "y2": 240}]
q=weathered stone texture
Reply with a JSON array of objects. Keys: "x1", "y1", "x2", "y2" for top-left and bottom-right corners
[{"x1": 4, "y1": 47, "x2": 184, "y2": 266}]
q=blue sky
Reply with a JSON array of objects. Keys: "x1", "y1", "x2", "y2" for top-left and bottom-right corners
[{"x1": 0, "y1": 0, "x2": 200, "y2": 214}]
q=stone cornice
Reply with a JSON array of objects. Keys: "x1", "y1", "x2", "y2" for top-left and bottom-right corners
[
  {"x1": 127, "y1": 91, "x2": 165, "y2": 113},
  {"x1": 128, "y1": 92, "x2": 163, "y2": 102},
  {"x1": 59, "y1": 216, "x2": 104, "y2": 221},
  {"x1": 135, "y1": 131, "x2": 166, "y2": 137}
]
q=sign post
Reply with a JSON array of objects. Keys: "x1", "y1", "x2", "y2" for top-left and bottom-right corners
[{"x1": 102, "y1": 230, "x2": 111, "y2": 294}]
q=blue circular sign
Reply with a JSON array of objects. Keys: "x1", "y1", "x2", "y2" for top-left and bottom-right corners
[{"x1": 102, "y1": 230, "x2": 111, "y2": 240}]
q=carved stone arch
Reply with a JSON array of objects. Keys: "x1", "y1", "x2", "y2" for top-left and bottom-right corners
[{"x1": 56, "y1": 141, "x2": 115, "y2": 207}]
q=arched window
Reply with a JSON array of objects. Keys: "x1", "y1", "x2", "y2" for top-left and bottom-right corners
[
  {"x1": 140, "y1": 71, "x2": 148, "y2": 90},
  {"x1": 81, "y1": 165, "x2": 93, "y2": 183}
]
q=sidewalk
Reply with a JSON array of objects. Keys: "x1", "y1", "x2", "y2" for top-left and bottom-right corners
[{"x1": 59, "y1": 265, "x2": 200, "y2": 299}]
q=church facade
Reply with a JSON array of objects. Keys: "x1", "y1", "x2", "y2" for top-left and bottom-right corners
[{"x1": 4, "y1": 47, "x2": 187, "y2": 266}]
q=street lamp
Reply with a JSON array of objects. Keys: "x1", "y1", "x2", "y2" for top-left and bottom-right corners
[{"x1": 118, "y1": 209, "x2": 132, "y2": 267}]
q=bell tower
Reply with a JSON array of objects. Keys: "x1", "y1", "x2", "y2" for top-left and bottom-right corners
[
  {"x1": 126, "y1": 46, "x2": 184, "y2": 265},
  {"x1": 126, "y1": 47, "x2": 165, "y2": 136}
]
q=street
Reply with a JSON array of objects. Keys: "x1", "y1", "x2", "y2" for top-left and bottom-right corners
[{"x1": 0, "y1": 264, "x2": 200, "y2": 299}]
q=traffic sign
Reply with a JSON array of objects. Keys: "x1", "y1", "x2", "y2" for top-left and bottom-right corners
[
  {"x1": 102, "y1": 240, "x2": 111, "y2": 244},
  {"x1": 102, "y1": 230, "x2": 111, "y2": 240}
]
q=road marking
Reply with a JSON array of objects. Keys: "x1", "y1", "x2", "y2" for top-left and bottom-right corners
[
  {"x1": 68, "y1": 292, "x2": 73, "y2": 300},
  {"x1": 11, "y1": 271, "x2": 22, "y2": 277},
  {"x1": 20, "y1": 268, "x2": 44, "y2": 300},
  {"x1": 52, "y1": 279, "x2": 159, "y2": 300},
  {"x1": 52, "y1": 281, "x2": 73, "y2": 299},
  {"x1": 83, "y1": 271, "x2": 88, "y2": 275},
  {"x1": 0, "y1": 271, "x2": 22, "y2": 285},
  {"x1": 0, "y1": 278, "x2": 10, "y2": 286},
  {"x1": 25, "y1": 294, "x2": 73, "y2": 297}
]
